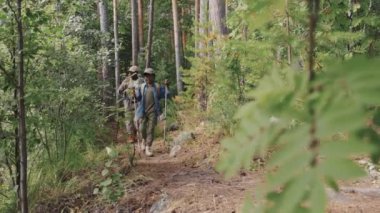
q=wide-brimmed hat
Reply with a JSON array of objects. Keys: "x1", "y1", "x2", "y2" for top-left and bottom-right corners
[
  {"x1": 143, "y1": 68, "x2": 155, "y2": 75},
  {"x1": 128, "y1": 65, "x2": 140, "y2": 72}
]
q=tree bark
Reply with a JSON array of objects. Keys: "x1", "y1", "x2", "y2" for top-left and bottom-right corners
[
  {"x1": 137, "y1": 0, "x2": 144, "y2": 50},
  {"x1": 286, "y1": 0, "x2": 292, "y2": 65},
  {"x1": 199, "y1": 0, "x2": 208, "y2": 57},
  {"x1": 181, "y1": 8, "x2": 186, "y2": 52},
  {"x1": 14, "y1": 89, "x2": 20, "y2": 210},
  {"x1": 145, "y1": 0, "x2": 154, "y2": 68},
  {"x1": 16, "y1": 0, "x2": 28, "y2": 212},
  {"x1": 131, "y1": 0, "x2": 139, "y2": 66},
  {"x1": 209, "y1": 0, "x2": 227, "y2": 36},
  {"x1": 195, "y1": 0, "x2": 200, "y2": 57},
  {"x1": 113, "y1": 0, "x2": 120, "y2": 107},
  {"x1": 172, "y1": 0, "x2": 184, "y2": 93},
  {"x1": 225, "y1": 0, "x2": 228, "y2": 18},
  {"x1": 198, "y1": 0, "x2": 208, "y2": 111},
  {"x1": 97, "y1": 0, "x2": 112, "y2": 109}
]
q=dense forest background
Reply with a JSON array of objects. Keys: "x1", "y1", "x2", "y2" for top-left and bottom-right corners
[{"x1": 0, "y1": 0, "x2": 379, "y2": 212}]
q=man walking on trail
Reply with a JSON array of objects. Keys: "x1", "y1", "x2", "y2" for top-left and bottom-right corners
[
  {"x1": 135, "y1": 68, "x2": 169, "y2": 157},
  {"x1": 118, "y1": 65, "x2": 144, "y2": 143}
]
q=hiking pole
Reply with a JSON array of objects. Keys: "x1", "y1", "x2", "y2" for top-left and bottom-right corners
[
  {"x1": 132, "y1": 91, "x2": 142, "y2": 158},
  {"x1": 163, "y1": 84, "x2": 168, "y2": 147}
]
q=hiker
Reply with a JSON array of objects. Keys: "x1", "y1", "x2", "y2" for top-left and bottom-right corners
[
  {"x1": 135, "y1": 68, "x2": 169, "y2": 157},
  {"x1": 118, "y1": 65, "x2": 144, "y2": 143}
]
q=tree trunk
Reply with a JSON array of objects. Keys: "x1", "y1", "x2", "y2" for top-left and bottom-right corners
[
  {"x1": 194, "y1": 0, "x2": 200, "y2": 57},
  {"x1": 286, "y1": 0, "x2": 292, "y2": 65},
  {"x1": 145, "y1": 0, "x2": 154, "y2": 68},
  {"x1": 198, "y1": 0, "x2": 208, "y2": 111},
  {"x1": 14, "y1": 89, "x2": 21, "y2": 211},
  {"x1": 98, "y1": 0, "x2": 112, "y2": 109},
  {"x1": 10, "y1": 18, "x2": 21, "y2": 210},
  {"x1": 199, "y1": 0, "x2": 208, "y2": 58},
  {"x1": 225, "y1": 0, "x2": 228, "y2": 18},
  {"x1": 172, "y1": 0, "x2": 184, "y2": 93},
  {"x1": 137, "y1": 0, "x2": 144, "y2": 50},
  {"x1": 113, "y1": 0, "x2": 120, "y2": 107},
  {"x1": 209, "y1": 0, "x2": 227, "y2": 36},
  {"x1": 16, "y1": 0, "x2": 28, "y2": 212},
  {"x1": 131, "y1": 0, "x2": 139, "y2": 66}
]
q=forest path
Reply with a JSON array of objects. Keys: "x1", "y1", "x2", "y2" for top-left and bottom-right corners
[
  {"x1": 36, "y1": 122, "x2": 380, "y2": 212},
  {"x1": 110, "y1": 130, "x2": 380, "y2": 213},
  {"x1": 114, "y1": 136, "x2": 262, "y2": 213},
  {"x1": 113, "y1": 131, "x2": 380, "y2": 213}
]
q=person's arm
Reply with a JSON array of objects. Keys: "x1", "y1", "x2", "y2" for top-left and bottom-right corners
[
  {"x1": 135, "y1": 84, "x2": 143, "y2": 101},
  {"x1": 118, "y1": 79, "x2": 128, "y2": 95}
]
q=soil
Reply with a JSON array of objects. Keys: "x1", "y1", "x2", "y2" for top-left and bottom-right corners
[{"x1": 36, "y1": 125, "x2": 380, "y2": 213}]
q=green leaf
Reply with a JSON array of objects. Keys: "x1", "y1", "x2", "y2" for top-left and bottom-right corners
[
  {"x1": 105, "y1": 160, "x2": 113, "y2": 168},
  {"x1": 278, "y1": 172, "x2": 312, "y2": 213},
  {"x1": 317, "y1": 96, "x2": 364, "y2": 139},
  {"x1": 325, "y1": 176, "x2": 339, "y2": 192},
  {"x1": 319, "y1": 158, "x2": 365, "y2": 180},
  {"x1": 268, "y1": 151, "x2": 312, "y2": 190},
  {"x1": 93, "y1": 188, "x2": 99, "y2": 195},
  {"x1": 320, "y1": 139, "x2": 375, "y2": 159},
  {"x1": 101, "y1": 169, "x2": 109, "y2": 177},
  {"x1": 106, "y1": 147, "x2": 118, "y2": 158},
  {"x1": 268, "y1": 127, "x2": 309, "y2": 168},
  {"x1": 100, "y1": 178, "x2": 112, "y2": 187},
  {"x1": 310, "y1": 178, "x2": 326, "y2": 213},
  {"x1": 242, "y1": 194, "x2": 255, "y2": 213}
]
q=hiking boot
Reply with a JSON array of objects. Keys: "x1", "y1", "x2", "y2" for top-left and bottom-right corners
[{"x1": 145, "y1": 146, "x2": 153, "y2": 157}]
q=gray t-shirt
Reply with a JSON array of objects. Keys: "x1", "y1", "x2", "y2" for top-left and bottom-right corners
[{"x1": 144, "y1": 85, "x2": 155, "y2": 114}]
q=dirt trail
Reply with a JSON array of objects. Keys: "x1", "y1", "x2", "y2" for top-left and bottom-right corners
[
  {"x1": 112, "y1": 137, "x2": 380, "y2": 213},
  {"x1": 113, "y1": 139, "x2": 262, "y2": 213}
]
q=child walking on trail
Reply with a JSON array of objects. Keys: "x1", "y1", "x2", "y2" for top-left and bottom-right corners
[{"x1": 134, "y1": 68, "x2": 169, "y2": 157}]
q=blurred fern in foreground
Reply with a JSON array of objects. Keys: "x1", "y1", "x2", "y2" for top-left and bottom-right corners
[{"x1": 218, "y1": 57, "x2": 380, "y2": 212}]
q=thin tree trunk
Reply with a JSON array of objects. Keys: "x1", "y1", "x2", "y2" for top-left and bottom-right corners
[
  {"x1": 113, "y1": 0, "x2": 120, "y2": 107},
  {"x1": 199, "y1": 0, "x2": 208, "y2": 58},
  {"x1": 145, "y1": 0, "x2": 154, "y2": 68},
  {"x1": 172, "y1": 0, "x2": 183, "y2": 93},
  {"x1": 307, "y1": 0, "x2": 320, "y2": 167},
  {"x1": 16, "y1": 0, "x2": 28, "y2": 212},
  {"x1": 98, "y1": 0, "x2": 112, "y2": 109},
  {"x1": 137, "y1": 0, "x2": 144, "y2": 50},
  {"x1": 10, "y1": 17, "x2": 21, "y2": 210},
  {"x1": 199, "y1": 0, "x2": 208, "y2": 111},
  {"x1": 14, "y1": 89, "x2": 20, "y2": 211},
  {"x1": 181, "y1": 8, "x2": 187, "y2": 51},
  {"x1": 131, "y1": 0, "x2": 139, "y2": 66},
  {"x1": 286, "y1": 0, "x2": 292, "y2": 65},
  {"x1": 195, "y1": 0, "x2": 200, "y2": 57}
]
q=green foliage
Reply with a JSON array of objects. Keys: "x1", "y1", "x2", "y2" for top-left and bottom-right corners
[
  {"x1": 93, "y1": 147, "x2": 125, "y2": 203},
  {"x1": 0, "y1": 0, "x2": 106, "y2": 210},
  {"x1": 218, "y1": 57, "x2": 380, "y2": 212}
]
